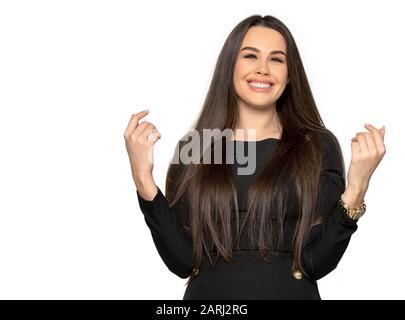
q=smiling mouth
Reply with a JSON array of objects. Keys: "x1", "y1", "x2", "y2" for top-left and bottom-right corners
[
  {"x1": 247, "y1": 81, "x2": 273, "y2": 88},
  {"x1": 246, "y1": 81, "x2": 274, "y2": 91}
]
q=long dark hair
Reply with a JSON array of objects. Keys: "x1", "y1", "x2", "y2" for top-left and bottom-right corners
[{"x1": 164, "y1": 14, "x2": 345, "y2": 283}]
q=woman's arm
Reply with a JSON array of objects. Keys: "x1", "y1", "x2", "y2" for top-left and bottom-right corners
[
  {"x1": 302, "y1": 123, "x2": 385, "y2": 281},
  {"x1": 136, "y1": 179, "x2": 194, "y2": 279},
  {"x1": 302, "y1": 170, "x2": 359, "y2": 281},
  {"x1": 124, "y1": 111, "x2": 194, "y2": 279}
]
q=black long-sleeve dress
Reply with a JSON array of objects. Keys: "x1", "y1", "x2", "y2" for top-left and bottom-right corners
[{"x1": 136, "y1": 134, "x2": 359, "y2": 300}]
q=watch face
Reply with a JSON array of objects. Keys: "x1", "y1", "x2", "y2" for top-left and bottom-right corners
[
  {"x1": 339, "y1": 199, "x2": 366, "y2": 221},
  {"x1": 353, "y1": 209, "x2": 365, "y2": 220},
  {"x1": 352, "y1": 213, "x2": 360, "y2": 221}
]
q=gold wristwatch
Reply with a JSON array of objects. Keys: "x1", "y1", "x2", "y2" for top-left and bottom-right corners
[{"x1": 339, "y1": 197, "x2": 366, "y2": 221}]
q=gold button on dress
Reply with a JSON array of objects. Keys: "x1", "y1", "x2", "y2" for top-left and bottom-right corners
[
  {"x1": 293, "y1": 270, "x2": 303, "y2": 280},
  {"x1": 192, "y1": 267, "x2": 200, "y2": 276}
]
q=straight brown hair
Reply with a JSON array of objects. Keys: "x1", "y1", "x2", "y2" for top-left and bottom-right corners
[{"x1": 164, "y1": 14, "x2": 345, "y2": 284}]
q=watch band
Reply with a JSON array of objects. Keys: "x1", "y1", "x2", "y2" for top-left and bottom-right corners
[{"x1": 338, "y1": 197, "x2": 366, "y2": 221}]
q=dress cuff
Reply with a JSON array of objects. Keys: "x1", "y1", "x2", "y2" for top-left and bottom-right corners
[
  {"x1": 334, "y1": 197, "x2": 359, "y2": 227},
  {"x1": 136, "y1": 187, "x2": 162, "y2": 209}
]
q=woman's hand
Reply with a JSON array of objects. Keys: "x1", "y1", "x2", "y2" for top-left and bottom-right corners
[
  {"x1": 346, "y1": 123, "x2": 386, "y2": 195},
  {"x1": 124, "y1": 110, "x2": 162, "y2": 198}
]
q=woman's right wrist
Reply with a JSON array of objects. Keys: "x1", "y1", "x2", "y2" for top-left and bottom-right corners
[
  {"x1": 133, "y1": 171, "x2": 153, "y2": 183},
  {"x1": 134, "y1": 173, "x2": 157, "y2": 201}
]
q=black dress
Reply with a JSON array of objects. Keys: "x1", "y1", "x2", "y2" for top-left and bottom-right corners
[{"x1": 136, "y1": 134, "x2": 359, "y2": 300}]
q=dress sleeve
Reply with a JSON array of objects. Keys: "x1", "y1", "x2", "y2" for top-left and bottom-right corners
[
  {"x1": 136, "y1": 186, "x2": 194, "y2": 279},
  {"x1": 302, "y1": 134, "x2": 359, "y2": 281}
]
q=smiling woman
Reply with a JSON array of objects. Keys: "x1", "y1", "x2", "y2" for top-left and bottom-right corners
[
  {"x1": 234, "y1": 27, "x2": 289, "y2": 116},
  {"x1": 129, "y1": 14, "x2": 386, "y2": 300}
]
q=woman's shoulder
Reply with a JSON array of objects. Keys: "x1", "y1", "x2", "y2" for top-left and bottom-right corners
[
  {"x1": 310, "y1": 129, "x2": 344, "y2": 174},
  {"x1": 308, "y1": 129, "x2": 340, "y2": 151}
]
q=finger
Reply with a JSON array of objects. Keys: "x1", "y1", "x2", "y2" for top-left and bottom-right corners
[
  {"x1": 364, "y1": 123, "x2": 385, "y2": 151},
  {"x1": 362, "y1": 132, "x2": 377, "y2": 155},
  {"x1": 150, "y1": 128, "x2": 162, "y2": 139},
  {"x1": 381, "y1": 126, "x2": 385, "y2": 140},
  {"x1": 356, "y1": 133, "x2": 369, "y2": 154},
  {"x1": 351, "y1": 140, "x2": 361, "y2": 157},
  {"x1": 136, "y1": 122, "x2": 154, "y2": 140},
  {"x1": 145, "y1": 128, "x2": 159, "y2": 141},
  {"x1": 138, "y1": 123, "x2": 161, "y2": 143},
  {"x1": 147, "y1": 130, "x2": 162, "y2": 142},
  {"x1": 364, "y1": 123, "x2": 382, "y2": 137},
  {"x1": 124, "y1": 110, "x2": 149, "y2": 136}
]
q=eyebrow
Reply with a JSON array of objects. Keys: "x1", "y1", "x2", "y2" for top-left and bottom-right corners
[{"x1": 240, "y1": 46, "x2": 286, "y2": 56}]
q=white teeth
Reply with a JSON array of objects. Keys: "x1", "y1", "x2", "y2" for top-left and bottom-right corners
[{"x1": 248, "y1": 81, "x2": 272, "y2": 88}]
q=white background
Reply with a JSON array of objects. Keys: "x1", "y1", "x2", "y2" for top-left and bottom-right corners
[{"x1": 0, "y1": 0, "x2": 403, "y2": 299}]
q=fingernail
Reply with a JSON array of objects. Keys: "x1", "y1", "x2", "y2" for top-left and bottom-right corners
[{"x1": 144, "y1": 109, "x2": 149, "y2": 112}]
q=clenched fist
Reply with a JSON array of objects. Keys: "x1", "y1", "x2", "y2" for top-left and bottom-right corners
[
  {"x1": 124, "y1": 110, "x2": 161, "y2": 200},
  {"x1": 341, "y1": 123, "x2": 386, "y2": 208},
  {"x1": 347, "y1": 123, "x2": 386, "y2": 194}
]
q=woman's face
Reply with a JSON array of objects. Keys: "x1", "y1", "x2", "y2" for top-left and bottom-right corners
[{"x1": 233, "y1": 26, "x2": 289, "y2": 110}]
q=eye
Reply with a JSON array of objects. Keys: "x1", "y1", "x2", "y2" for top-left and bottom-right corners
[
  {"x1": 244, "y1": 54, "x2": 257, "y2": 60},
  {"x1": 243, "y1": 54, "x2": 284, "y2": 63}
]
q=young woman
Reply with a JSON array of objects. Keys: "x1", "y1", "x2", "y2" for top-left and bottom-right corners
[{"x1": 124, "y1": 15, "x2": 386, "y2": 299}]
